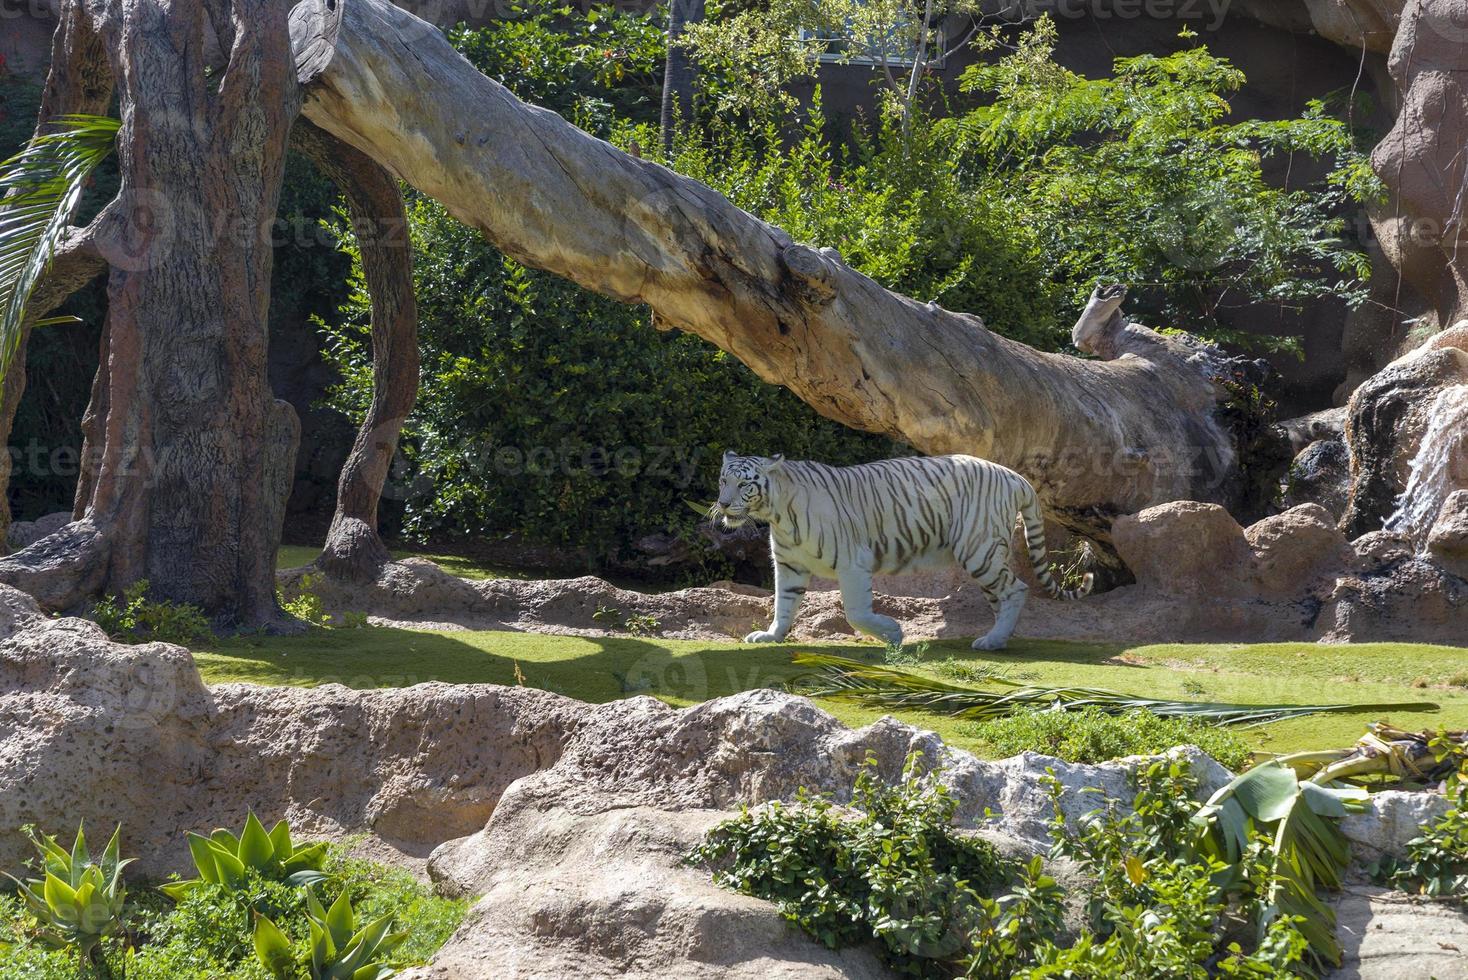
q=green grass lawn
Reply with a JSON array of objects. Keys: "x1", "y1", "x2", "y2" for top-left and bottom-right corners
[{"x1": 193, "y1": 627, "x2": 1468, "y2": 760}]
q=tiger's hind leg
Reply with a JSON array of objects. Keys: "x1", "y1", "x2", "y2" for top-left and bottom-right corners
[
  {"x1": 964, "y1": 549, "x2": 1028, "y2": 651},
  {"x1": 837, "y1": 564, "x2": 903, "y2": 647}
]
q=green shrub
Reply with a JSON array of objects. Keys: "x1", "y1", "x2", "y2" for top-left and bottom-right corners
[
  {"x1": 254, "y1": 889, "x2": 407, "y2": 980},
  {"x1": 278, "y1": 573, "x2": 332, "y2": 629},
  {"x1": 690, "y1": 753, "x2": 1011, "y2": 975},
  {"x1": 694, "y1": 757, "x2": 1309, "y2": 977},
  {"x1": 963, "y1": 706, "x2": 1253, "y2": 772},
  {"x1": 1376, "y1": 783, "x2": 1468, "y2": 903},
  {"x1": 88, "y1": 580, "x2": 212, "y2": 646}
]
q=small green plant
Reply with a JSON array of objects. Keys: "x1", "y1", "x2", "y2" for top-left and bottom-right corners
[
  {"x1": 89, "y1": 580, "x2": 211, "y2": 646},
  {"x1": 964, "y1": 706, "x2": 1254, "y2": 772},
  {"x1": 279, "y1": 573, "x2": 331, "y2": 628},
  {"x1": 161, "y1": 813, "x2": 329, "y2": 900},
  {"x1": 1375, "y1": 783, "x2": 1468, "y2": 903},
  {"x1": 883, "y1": 640, "x2": 927, "y2": 667},
  {"x1": 3, "y1": 824, "x2": 132, "y2": 971},
  {"x1": 932, "y1": 658, "x2": 1000, "y2": 684},
  {"x1": 691, "y1": 753, "x2": 1009, "y2": 975},
  {"x1": 336, "y1": 610, "x2": 370, "y2": 629},
  {"x1": 254, "y1": 889, "x2": 409, "y2": 980},
  {"x1": 592, "y1": 604, "x2": 661, "y2": 636}
]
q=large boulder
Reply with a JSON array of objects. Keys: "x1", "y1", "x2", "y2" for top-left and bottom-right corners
[
  {"x1": 1341, "y1": 346, "x2": 1468, "y2": 538},
  {"x1": 1283, "y1": 439, "x2": 1352, "y2": 518},
  {"x1": 1112, "y1": 501, "x2": 1355, "y2": 600},
  {"x1": 1428, "y1": 489, "x2": 1468, "y2": 578},
  {"x1": 1111, "y1": 501, "x2": 1255, "y2": 597},
  {"x1": 5, "y1": 511, "x2": 72, "y2": 552}
]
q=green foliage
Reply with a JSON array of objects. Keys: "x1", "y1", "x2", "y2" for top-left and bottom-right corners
[
  {"x1": 1192, "y1": 760, "x2": 1368, "y2": 967},
  {"x1": 159, "y1": 813, "x2": 330, "y2": 901},
  {"x1": 694, "y1": 756, "x2": 1308, "y2": 976},
  {"x1": 964, "y1": 705, "x2": 1253, "y2": 772},
  {"x1": 2, "y1": 824, "x2": 132, "y2": 966},
  {"x1": 254, "y1": 889, "x2": 408, "y2": 980},
  {"x1": 1024, "y1": 760, "x2": 1307, "y2": 977},
  {"x1": 88, "y1": 580, "x2": 212, "y2": 646},
  {"x1": 320, "y1": 195, "x2": 892, "y2": 574},
  {"x1": 278, "y1": 573, "x2": 332, "y2": 629},
  {"x1": 0, "y1": 112, "x2": 118, "y2": 376},
  {"x1": 1376, "y1": 783, "x2": 1468, "y2": 903},
  {"x1": 691, "y1": 753, "x2": 1010, "y2": 975},
  {"x1": 944, "y1": 19, "x2": 1374, "y2": 346}
]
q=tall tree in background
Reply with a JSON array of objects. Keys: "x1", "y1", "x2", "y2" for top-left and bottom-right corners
[{"x1": 660, "y1": 0, "x2": 704, "y2": 153}]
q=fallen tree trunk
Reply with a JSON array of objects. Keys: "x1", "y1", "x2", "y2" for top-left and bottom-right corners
[{"x1": 290, "y1": 0, "x2": 1241, "y2": 555}]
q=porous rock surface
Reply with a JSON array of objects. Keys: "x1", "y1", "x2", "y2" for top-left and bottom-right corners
[{"x1": 2, "y1": 583, "x2": 1464, "y2": 977}]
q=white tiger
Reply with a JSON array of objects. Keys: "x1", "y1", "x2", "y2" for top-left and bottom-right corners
[{"x1": 714, "y1": 452, "x2": 1093, "y2": 651}]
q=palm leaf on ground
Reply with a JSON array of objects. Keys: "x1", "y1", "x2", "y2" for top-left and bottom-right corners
[
  {"x1": 792, "y1": 653, "x2": 1435, "y2": 727},
  {"x1": 0, "y1": 113, "x2": 120, "y2": 376}
]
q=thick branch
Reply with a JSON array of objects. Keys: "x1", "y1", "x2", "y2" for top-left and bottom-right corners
[
  {"x1": 289, "y1": 0, "x2": 1235, "y2": 533},
  {"x1": 291, "y1": 120, "x2": 419, "y2": 581}
]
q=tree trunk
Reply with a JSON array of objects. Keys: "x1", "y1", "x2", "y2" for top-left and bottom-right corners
[
  {"x1": 0, "y1": 0, "x2": 301, "y2": 624},
  {"x1": 290, "y1": 121, "x2": 418, "y2": 582},
  {"x1": 289, "y1": 0, "x2": 1239, "y2": 557},
  {"x1": 660, "y1": 0, "x2": 703, "y2": 155},
  {"x1": 0, "y1": 1, "x2": 113, "y2": 550}
]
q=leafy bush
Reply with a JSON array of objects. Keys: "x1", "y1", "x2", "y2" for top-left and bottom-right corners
[
  {"x1": 963, "y1": 705, "x2": 1253, "y2": 771},
  {"x1": 694, "y1": 756, "x2": 1310, "y2": 977},
  {"x1": 88, "y1": 580, "x2": 212, "y2": 646},
  {"x1": 691, "y1": 753, "x2": 1012, "y2": 975},
  {"x1": 254, "y1": 890, "x2": 407, "y2": 980},
  {"x1": 1376, "y1": 783, "x2": 1468, "y2": 903},
  {"x1": 944, "y1": 19, "x2": 1374, "y2": 350}
]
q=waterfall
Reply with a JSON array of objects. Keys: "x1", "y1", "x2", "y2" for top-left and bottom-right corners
[{"x1": 1385, "y1": 384, "x2": 1468, "y2": 547}]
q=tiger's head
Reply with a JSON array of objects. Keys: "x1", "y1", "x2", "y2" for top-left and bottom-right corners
[{"x1": 714, "y1": 451, "x2": 785, "y2": 528}]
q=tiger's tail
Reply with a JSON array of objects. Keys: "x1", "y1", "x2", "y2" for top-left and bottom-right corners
[{"x1": 1019, "y1": 486, "x2": 1094, "y2": 600}]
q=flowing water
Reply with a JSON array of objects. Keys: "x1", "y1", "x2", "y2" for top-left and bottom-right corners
[{"x1": 1385, "y1": 384, "x2": 1468, "y2": 547}]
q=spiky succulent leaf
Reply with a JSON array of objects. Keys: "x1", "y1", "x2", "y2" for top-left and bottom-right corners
[
  {"x1": 238, "y1": 812, "x2": 277, "y2": 871},
  {"x1": 253, "y1": 913, "x2": 297, "y2": 979}
]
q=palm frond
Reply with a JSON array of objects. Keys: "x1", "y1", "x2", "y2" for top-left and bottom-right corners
[
  {"x1": 792, "y1": 653, "x2": 1436, "y2": 727},
  {"x1": 0, "y1": 114, "x2": 120, "y2": 376}
]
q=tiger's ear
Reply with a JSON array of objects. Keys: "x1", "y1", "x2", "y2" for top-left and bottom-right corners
[
  {"x1": 766, "y1": 453, "x2": 786, "y2": 473},
  {"x1": 723, "y1": 449, "x2": 737, "y2": 460}
]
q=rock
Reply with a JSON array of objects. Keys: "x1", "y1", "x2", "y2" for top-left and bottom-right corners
[
  {"x1": 1371, "y1": 0, "x2": 1468, "y2": 331},
  {"x1": 1284, "y1": 439, "x2": 1352, "y2": 518},
  {"x1": 1245, "y1": 503, "x2": 1356, "y2": 595},
  {"x1": 1111, "y1": 501, "x2": 1254, "y2": 597},
  {"x1": 1340, "y1": 790, "x2": 1452, "y2": 866},
  {"x1": 1352, "y1": 530, "x2": 1415, "y2": 568},
  {"x1": 1341, "y1": 346, "x2": 1468, "y2": 538},
  {"x1": 1428, "y1": 490, "x2": 1468, "y2": 578},
  {"x1": 1280, "y1": 407, "x2": 1348, "y2": 455},
  {"x1": 1333, "y1": 884, "x2": 1468, "y2": 980},
  {"x1": 1315, "y1": 555, "x2": 1468, "y2": 643},
  {"x1": 5, "y1": 511, "x2": 72, "y2": 551}
]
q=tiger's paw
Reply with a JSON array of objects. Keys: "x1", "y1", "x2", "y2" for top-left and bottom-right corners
[
  {"x1": 743, "y1": 629, "x2": 783, "y2": 644},
  {"x1": 971, "y1": 635, "x2": 1009, "y2": 652}
]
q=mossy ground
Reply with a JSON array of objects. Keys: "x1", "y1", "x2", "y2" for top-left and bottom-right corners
[{"x1": 195, "y1": 613, "x2": 1468, "y2": 759}]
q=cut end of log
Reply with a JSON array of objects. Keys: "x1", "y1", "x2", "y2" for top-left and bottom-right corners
[{"x1": 781, "y1": 244, "x2": 838, "y2": 306}]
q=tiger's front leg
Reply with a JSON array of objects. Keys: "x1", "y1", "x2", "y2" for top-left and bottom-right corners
[{"x1": 743, "y1": 560, "x2": 811, "y2": 643}]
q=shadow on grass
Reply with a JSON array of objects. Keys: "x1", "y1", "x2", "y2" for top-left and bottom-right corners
[{"x1": 192, "y1": 628, "x2": 1129, "y2": 708}]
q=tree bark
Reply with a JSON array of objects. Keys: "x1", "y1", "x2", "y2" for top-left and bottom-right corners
[
  {"x1": 289, "y1": 0, "x2": 1239, "y2": 554},
  {"x1": 0, "y1": 0, "x2": 302, "y2": 624},
  {"x1": 0, "y1": 1, "x2": 114, "y2": 549},
  {"x1": 660, "y1": 0, "x2": 703, "y2": 155},
  {"x1": 290, "y1": 121, "x2": 419, "y2": 582}
]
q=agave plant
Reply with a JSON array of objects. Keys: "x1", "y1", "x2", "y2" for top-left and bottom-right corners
[
  {"x1": 3, "y1": 823, "x2": 132, "y2": 966},
  {"x1": 793, "y1": 653, "x2": 1435, "y2": 726},
  {"x1": 254, "y1": 889, "x2": 408, "y2": 980},
  {"x1": 160, "y1": 812, "x2": 329, "y2": 900},
  {"x1": 1192, "y1": 761, "x2": 1369, "y2": 968},
  {"x1": 0, "y1": 113, "x2": 119, "y2": 376}
]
